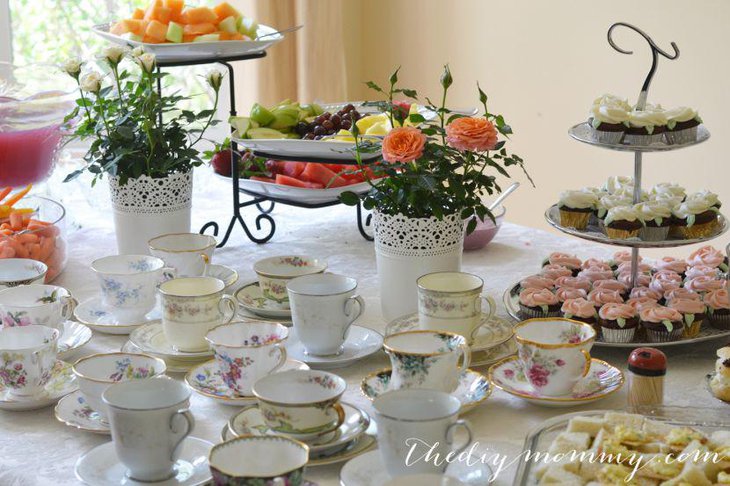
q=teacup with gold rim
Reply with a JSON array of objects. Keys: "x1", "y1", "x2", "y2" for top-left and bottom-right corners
[
  {"x1": 0, "y1": 324, "x2": 58, "y2": 397},
  {"x1": 253, "y1": 255, "x2": 327, "y2": 305},
  {"x1": 148, "y1": 233, "x2": 217, "y2": 278}
]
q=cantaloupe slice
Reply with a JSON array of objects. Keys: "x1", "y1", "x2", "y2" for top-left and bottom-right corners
[
  {"x1": 218, "y1": 31, "x2": 244, "y2": 41},
  {"x1": 142, "y1": 35, "x2": 163, "y2": 44},
  {"x1": 163, "y1": 0, "x2": 184, "y2": 18},
  {"x1": 182, "y1": 34, "x2": 199, "y2": 43},
  {"x1": 145, "y1": 20, "x2": 168, "y2": 42},
  {"x1": 131, "y1": 8, "x2": 145, "y2": 20},
  {"x1": 120, "y1": 19, "x2": 148, "y2": 36},
  {"x1": 180, "y1": 6, "x2": 217, "y2": 24},
  {"x1": 182, "y1": 22, "x2": 216, "y2": 36},
  {"x1": 110, "y1": 21, "x2": 126, "y2": 35},
  {"x1": 213, "y1": 2, "x2": 240, "y2": 23},
  {"x1": 145, "y1": 5, "x2": 171, "y2": 23}
]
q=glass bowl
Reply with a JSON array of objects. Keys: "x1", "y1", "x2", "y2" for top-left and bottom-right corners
[
  {"x1": 0, "y1": 62, "x2": 76, "y2": 186},
  {"x1": 463, "y1": 205, "x2": 506, "y2": 251},
  {"x1": 0, "y1": 196, "x2": 67, "y2": 282}
]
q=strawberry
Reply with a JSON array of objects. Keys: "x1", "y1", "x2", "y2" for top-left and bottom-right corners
[{"x1": 210, "y1": 149, "x2": 232, "y2": 176}]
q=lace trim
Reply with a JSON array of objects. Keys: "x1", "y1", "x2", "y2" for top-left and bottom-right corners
[
  {"x1": 109, "y1": 171, "x2": 193, "y2": 214},
  {"x1": 373, "y1": 211, "x2": 464, "y2": 257}
]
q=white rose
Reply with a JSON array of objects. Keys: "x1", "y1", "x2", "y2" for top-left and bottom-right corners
[
  {"x1": 137, "y1": 53, "x2": 156, "y2": 73},
  {"x1": 131, "y1": 46, "x2": 145, "y2": 58},
  {"x1": 103, "y1": 45, "x2": 127, "y2": 65},
  {"x1": 80, "y1": 72, "x2": 102, "y2": 94},
  {"x1": 206, "y1": 69, "x2": 224, "y2": 91},
  {"x1": 62, "y1": 58, "x2": 82, "y2": 78}
]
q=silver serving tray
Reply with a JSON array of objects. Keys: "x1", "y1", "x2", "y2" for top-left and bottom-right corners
[{"x1": 568, "y1": 122, "x2": 710, "y2": 152}]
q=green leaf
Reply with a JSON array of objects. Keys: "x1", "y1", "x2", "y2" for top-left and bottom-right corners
[
  {"x1": 339, "y1": 191, "x2": 361, "y2": 206},
  {"x1": 408, "y1": 114, "x2": 426, "y2": 124},
  {"x1": 389, "y1": 66, "x2": 400, "y2": 86},
  {"x1": 477, "y1": 82, "x2": 488, "y2": 104},
  {"x1": 365, "y1": 81, "x2": 384, "y2": 93},
  {"x1": 466, "y1": 217, "x2": 477, "y2": 235}
]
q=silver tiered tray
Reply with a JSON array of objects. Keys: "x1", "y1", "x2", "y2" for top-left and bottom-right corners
[
  {"x1": 544, "y1": 204, "x2": 728, "y2": 248},
  {"x1": 502, "y1": 282, "x2": 730, "y2": 348},
  {"x1": 568, "y1": 121, "x2": 710, "y2": 152}
]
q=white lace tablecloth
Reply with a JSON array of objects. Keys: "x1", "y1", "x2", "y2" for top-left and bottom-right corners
[{"x1": 0, "y1": 170, "x2": 724, "y2": 486}]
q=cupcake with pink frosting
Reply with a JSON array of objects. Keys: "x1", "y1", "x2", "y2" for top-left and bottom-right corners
[
  {"x1": 554, "y1": 276, "x2": 592, "y2": 293},
  {"x1": 667, "y1": 298, "x2": 707, "y2": 338},
  {"x1": 519, "y1": 274, "x2": 555, "y2": 292},
  {"x1": 540, "y1": 264, "x2": 573, "y2": 281},
  {"x1": 616, "y1": 261, "x2": 652, "y2": 276},
  {"x1": 649, "y1": 272, "x2": 682, "y2": 296},
  {"x1": 653, "y1": 257, "x2": 688, "y2": 278},
  {"x1": 609, "y1": 250, "x2": 642, "y2": 271},
  {"x1": 577, "y1": 267, "x2": 615, "y2": 283},
  {"x1": 640, "y1": 305, "x2": 684, "y2": 342},
  {"x1": 618, "y1": 272, "x2": 651, "y2": 288},
  {"x1": 684, "y1": 275, "x2": 725, "y2": 294},
  {"x1": 627, "y1": 296, "x2": 660, "y2": 314},
  {"x1": 630, "y1": 287, "x2": 662, "y2": 301},
  {"x1": 555, "y1": 287, "x2": 588, "y2": 303},
  {"x1": 592, "y1": 279, "x2": 628, "y2": 297},
  {"x1": 685, "y1": 265, "x2": 719, "y2": 281},
  {"x1": 518, "y1": 288, "x2": 560, "y2": 319},
  {"x1": 587, "y1": 288, "x2": 624, "y2": 309},
  {"x1": 687, "y1": 245, "x2": 728, "y2": 272},
  {"x1": 705, "y1": 288, "x2": 730, "y2": 330},
  {"x1": 561, "y1": 298, "x2": 598, "y2": 326},
  {"x1": 663, "y1": 288, "x2": 700, "y2": 303},
  {"x1": 598, "y1": 303, "x2": 639, "y2": 343},
  {"x1": 581, "y1": 258, "x2": 612, "y2": 271},
  {"x1": 543, "y1": 252, "x2": 582, "y2": 276}
]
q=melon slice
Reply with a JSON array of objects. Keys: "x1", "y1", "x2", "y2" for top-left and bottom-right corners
[
  {"x1": 166, "y1": 21, "x2": 183, "y2": 43},
  {"x1": 180, "y1": 6, "x2": 218, "y2": 24},
  {"x1": 145, "y1": 20, "x2": 168, "y2": 42},
  {"x1": 218, "y1": 16, "x2": 238, "y2": 34},
  {"x1": 193, "y1": 33, "x2": 220, "y2": 43},
  {"x1": 237, "y1": 16, "x2": 258, "y2": 38},
  {"x1": 132, "y1": 8, "x2": 145, "y2": 20},
  {"x1": 183, "y1": 22, "x2": 216, "y2": 36},
  {"x1": 213, "y1": 2, "x2": 240, "y2": 22}
]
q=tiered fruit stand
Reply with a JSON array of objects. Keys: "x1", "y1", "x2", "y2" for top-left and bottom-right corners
[{"x1": 504, "y1": 22, "x2": 730, "y2": 348}]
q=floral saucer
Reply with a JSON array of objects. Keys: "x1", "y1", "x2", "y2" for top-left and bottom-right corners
[
  {"x1": 74, "y1": 295, "x2": 162, "y2": 335},
  {"x1": 227, "y1": 402, "x2": 370, "y2": 457},
  {"x1": 205, "y1": 264, "x2": 239, "y2": 289},
  {"x1": 488, "y1": 356, "x2": 624, "y2": 408},
  {"x1": 130, "y1": 322, "x2": 212, "y2": 360},
  {"x1": 385, "y1": 313, "x2": 514, "y2": 352},
  {"x1": 360, "y1": 368, "x2": 491, "y2": 414},
  {"x1": 58, "y1": 320, "x2": 93, "y2": 359},
  {"x1": 185, "y1": 358, "x2": 309, "y2": 405},
  {"x1": 0, "y1": 360, "x2": 77, "y2": 411},
  {"x1": 234, "y1": 281, "x2": 292, "y2": 318},
  {"x1": 121, "y1": 340, "x2": 205, "y2": 373},
  {"x1": 340, "y1": 450, "x2": 493, "y2": 486},
  {"x1": 75, "y1": 437, "x2": 212, "y2": 486},
  {"x1": 286, "y1": 325, "x2": 383, "y2": 370},
  {"x1": 470, "y1": 338, "x2": 517, "y2": 368},
  {"x1": 54, "y1": 389, "x2": 109, "y2": 434}
]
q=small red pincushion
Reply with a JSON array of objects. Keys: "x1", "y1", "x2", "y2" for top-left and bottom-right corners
[{"x1": 628, "y1": 347, "x2": 667, "y2": 376}]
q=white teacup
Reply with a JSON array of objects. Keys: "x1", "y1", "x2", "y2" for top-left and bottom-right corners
[
  {"x1": 374, "y1": 389, "x2": 473, "y2": 477},
  {"x1": 102, "y1": 376, "x2": 194, "y2": 482},
  {"x1": 91, "y1": 255, "x2": 173, "y2": 322},
  {"x1": 513, "y1": 318, "x2": 596, "y2": 397},
  {"x1": 254, "y1": 255, "x2": 327, "y2": 305},
  {"x1": 205, "y1": 321, "x2": 288, "y2": 396},
  {"x1": 209, "y1": 436, "x2": 309, "y2": 485},
  {"x1": 383, "y1": 330, "x2": 471, "y2": 393},
  {"x1": 0, "y1": 325, "x2": 59, "y2": 397},
  {"x1": 148, "y1": 233, "x2": 217, "y2": 277},
  {"x1": 417, "y1": 272, "x2": 496, "y2": 342},
  {"x1": 72, "y1": 352, "x2": 166, "y2": 420},
  {"x1": 159, "y1": 276, "x2": 236, "y2": 352},
  {"x1": 0, "y1": 258, "x2": 47, "y2": 289},
  {"x1": 0, "y1": 284, "x2": 76, "y2": 330},
  {"x1": 287, "y1": 273, "x2": 365, "y2": 356}
]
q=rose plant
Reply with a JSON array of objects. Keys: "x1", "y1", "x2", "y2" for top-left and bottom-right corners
[{"x1": 341, "y1": 66, "x2": 532, "y2": 233}]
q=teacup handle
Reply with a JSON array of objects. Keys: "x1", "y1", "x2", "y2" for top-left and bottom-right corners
[
  {"x1": 470, "y1": 294, "x2": 496, "y2": 341},
  {"x1": 269, "y1": 345, "x2": 288, "y2": 373},
  {"x1": 330, "y1": 402, "x2": 346, "y2": 430},
  {"x1": 343, "y1": 295, "x2": 365, "y2": 339},
  {"x1": 60, "y1": 296, "x2": 78, "y2": 321},
  {"x1": 169, "y1": 409, "x2": 194, "y2": 461},
  {"x1": 456, "y1": 340, "x2": 472, "y2": 376},
  {"x1": 445, "y1": 419, "x2": 473, "y2": 460},
  {"x1": 218, "y1": 295, "x2": 237, "y2": 325},
  {"x1": 581, "y1": 349, "x2": 592, "y2": 377}
]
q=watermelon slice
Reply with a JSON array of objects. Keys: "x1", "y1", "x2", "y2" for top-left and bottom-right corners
[
  {"x1": 275, "y1": 174, "x2": 323, "y2": 189},
  {"x1": 300, "y1": 163, "x2": 348, "y2": 188},
  {"x1": 281, "y1": 162, "x2": 306, "y2": 178},
  {"x1": 249, "y1": 176, "x2": 276, "y2": 183}
]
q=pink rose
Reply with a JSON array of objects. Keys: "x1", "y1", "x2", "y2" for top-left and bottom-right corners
[
  {"x1": 555, "y1": 359, "x2": 565, "y2": 366},
  {"x1": 445, "y1": 116, "x2": 498, "y2": 152},
  {"x1": 503, "y1": 369, "x2": 515, "y2": 379},
  {"x1": 528, "y1": 364, "x2": 550, "y2": 388},
  {"x1": 381, "y1": 126, "x2": 427, "y2": 163}
]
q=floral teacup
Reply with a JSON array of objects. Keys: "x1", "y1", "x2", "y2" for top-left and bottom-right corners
[
  {"x1": 72, "y1": 352, "x2": 166, "y2": 420},
  {"x1": 209, "y1": 436, "x2": 309, "y2": 486},
  {"x1": 0, "y1": 324, "x2": 59, "y2": 397},
  {"x1": 91, "y1": 255, "x2": 173, "y2": 323},
  {"x1": 417, "y1": 271, "x2": 497, "y2": 343},
  {"x1": 513, "y1": 318, "x2": 596, "y2": 397},
  {"x1": 148, "y1": 233, "x2": 217, "y2": 278},
  {"x1": 252, "y1": 369, "x2": 346, "y2": 439},
  {"x1": 253, "y1": 256, "x2": 327, "y2": 305},
  {"x1": 0, "y1": 258, "x2": 48, "y2": 289},
  {"x1": 0, "y1": 284, "x2": 76, "y2": 330},
  {"x1": 205, "y1": 321, "x2": 288, "y2": 396},
  {"x1": 383, "y1": 330, "x2": 471, "y2": 393}
]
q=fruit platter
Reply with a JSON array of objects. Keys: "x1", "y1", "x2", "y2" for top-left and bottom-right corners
[{"x1": 92, "y1": 1, "x2": 283, "y2": 62}]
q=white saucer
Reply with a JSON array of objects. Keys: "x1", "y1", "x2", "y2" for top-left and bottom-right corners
[
  {"x1": 340, "y1": 450, "x2": 493, "y2": 486},
  {"x1": 386, "y1": 313, "x2": 514, "y2": 352},
  {"x1": 206, "y1": 264, "x2": 238, "y2": 288},
  {"x1": 75, "y1": 295, "x2": 162, "y2": 335},
  {"x1": 470, "y1": 339, "x2": 517, "y2": 368},
  {"x1": 286, "y1": 325, "x2": 383, "y2": 369},
  {"x1": 185, "y1": 358, "x2": 309, "y2": 405},
  {"x1": 58, "y1": 320, "x2": 93, "y2": 359},
  {"x1": 121, "y1": 341, "x2": 206, "y2": 373},
  {"x1": 130, "y1": 322, "x2": 212, "y2": 360},
  {"x1": 55, "y1": 389, "x2": 109, "y2": 434},
  {"x1": 234, "y1": 281, "x2": 292, "y2": 318},
  {"x1": 488, "y1": 357, "x2": 625, "y2": 408},
  {"x1": 75, "y1": 437, "x2": 213, "y2": 486},
  {"x1": 0, "y1": 360, "x2": 77, "y2": 411}
]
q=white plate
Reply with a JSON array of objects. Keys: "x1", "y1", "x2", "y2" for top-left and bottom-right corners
[
  {"x1": 286, "y1": 325, "x2": 383, "y2": 369},
  {"x1": 206, "y1": 264, "x2": 238, "y2": 288},
  {"x1": 54, "y1": 390, "x2": 109, "y2": 435},
  {"x1": 0, "y1": 360, "x2": 77, "y2": 411},
  {"x1": 75, "y1": 437, "x2": 213, "y2": 486},
  {"x1": 234, "y1": 281, "x2": 292, "y2": 318},
  {"x1": 91, "y1": 23, "x2": 284, "y2": 63},
  {"x1": 470, "y1": 338, "x2": 517, "y2": 368},
  {"x1": 74, "y1": 295, "x2": 162, "y2": 335},
  {"x1": 385, "y1": 313, "x2": 514, "y2": 352},
  {"x1": 184, "y1": 358, "x2": 308, "y2": 406},
  {"x1": 121, "y1": 340, "x2": 205, "y2": 373},
  {"x1": 340, "y1": 450, "x2": 493, "y2": 486},
  {"x1": 233, "y1": 137, "x2": 382, "y2": 161},
  {"x1": 129, "y1": 322, "x2": 212, "y2": 360},
  {"x1": 58, "y1": 321, "x2": 93, "y2": 359},
  {"x1": 568, "y1": 121, "x2": 710, "y2": 152},
  {"x1": 216, "y1": 173, "x2": 373, "y2": 204}
]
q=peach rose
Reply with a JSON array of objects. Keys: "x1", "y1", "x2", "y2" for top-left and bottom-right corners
[
  {"x1": 445, "y1": 117, "x2": 498, "y2": 152},
  {"x1": 381, "y1": 126, "x2": 427, "y2": 163}
]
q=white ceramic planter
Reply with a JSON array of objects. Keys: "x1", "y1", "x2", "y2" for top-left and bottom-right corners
[
  {"x1": 373, "y1": 211, "x2": 464, "y2": 322},
  {"x1": 109, "y1": 171, "x2": 193, "y2": 255}
]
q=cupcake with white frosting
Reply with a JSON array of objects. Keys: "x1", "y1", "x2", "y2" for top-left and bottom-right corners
[
  {"x1": 687, "y1": 189, "x2": 721, "y2": 210},
  {"x1": 558, "y1": 190, "x2": 597, "y2": 230},
  {"x1": 588, "y1": 94, "x2": 631, "y2": 144},
  {"x1": 635, "y1": 200, "x2": 673, "y2": 241},
  {"x1": 604, "y1": 206, "x2": 642, "y2": 239},
  {"x1": 672, "y1": 198, "x2": 720, "y2": 239},
  {"x1": 624, "y1": 105, "x2": 667, "y2": 145},
  {"x1": 649, "y1": 182, "x2": 686, "y2": 202},
  {"x1": 603, "y1": 175, "x2": 634, "y2": 195},
  {"x1": 664, "y1": 106, "x2": 702, "y2": 144},
  {"x1": 596, "y1": 194, "x2": 633, "y2": 220}
]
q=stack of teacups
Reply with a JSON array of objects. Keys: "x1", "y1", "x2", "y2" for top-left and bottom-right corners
[
  {"x1": 0, "y1": 283, "x2": 76, "y2": 330},
  {"x1": 0, "y1": 325, "x2": 59, "y2": 397},
  {"x1": 148, "y1": 233, "x2": 217, "y2": 277},
  {"x1": 0, "y1": 258, "x2": 48, "y2": 289},
  {"x1": 205, "y1": 321, "x2": 289, "y2": 396},
  {"x1": 253, "y1": 255, "x2": 327, "y2": 306},
  {"x1": 72, "y1": 352, "x2": 166, "y2": 421},
  {"x1": 512, "y1": 318, "x2": 596, "y2": 397}
]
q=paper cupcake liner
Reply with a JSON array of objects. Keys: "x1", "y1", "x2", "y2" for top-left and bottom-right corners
[
  {"x1": 709, "y1": 312, "x2": 730, "y2": 330},
  {"x1": 644, "y1": 326, "x2": 684, "y2": 343},
  {"x1": 594, "y1": 130, "x2": 624, "y2": 144},
  {"x1": 519, "y1": 304, "x2": 561, "y2": 320},
  {"x1": 682, "y1": 319, "x2": 703, "y2": 338},
  {"x1": 601, "y1": 326, "x2": 636, "y2": 343},
  {"x1": 679, "y1": 220, "x2": 719, "y2": 239},
  {"x1": 624, "y1": 132, "x2": 665, "y2": 146},
  {"x1": 639, "y1": 226, "x2": 670, "y2": 242},
  {"x1": 605, "y1": 227, "x2": 640, "y2": 240},
  {"x1": 668, "y1": 224, "x2": 684, "y2": 239},
  {"x1": 559, "y1": 209, "x2": 591, "y2": 230},
  {"x1": 664, "y1": 126, "x2": 698, "y2": 145}
]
